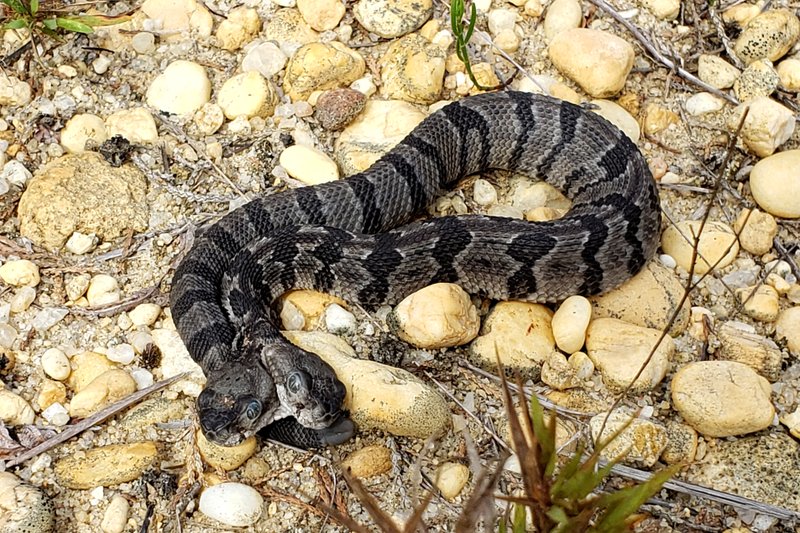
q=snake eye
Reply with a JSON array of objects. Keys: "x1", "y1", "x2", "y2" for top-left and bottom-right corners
[
  {"x1": 286, "y1": 371, "x2": 309, "y2": 394},
  {"x1": 244, "y1": 399, "x2": 262, "y2": 421}
]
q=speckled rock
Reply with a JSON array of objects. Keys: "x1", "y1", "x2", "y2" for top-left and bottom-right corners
[
  {"x1": 284, "y1": 331, "x2": 451, "y2": 439},
  {"x1": 391, "y1": 283, "x2": 480, "y2": 349},
  {"x1": 716, "y1": 321, "x2": 782, "y2": 381},
  {"x1": 733, "y1": 208, "x2": 777, "y2": 255},
  {"x1": 548, "y1": 28, "x2": 634, "y2": 97},
  {"x1": 196, "y1": 430, "x2": 258, "y2": 471},
  {"x1": 661, "y1": 220, "x2": 739, "y2": 275},
  {"x1": 590, "y1": 411, "x2": 668, "y2": 467},
  {"x1": 18, "y1": 152, "x2": 148, "y2": 251},
  {"x1": 734, "y1": 9, "x2": 800, "y2": 64},
  {"x1": 661, "y1": 422, "x2": 698, "y2": 464},
  {"x1": 0, "y1": 472, "x2": 54, "y2": 533},
  {"x1": 218, "y1": 71, "x2": 279, "y2": 120},
  {"x1": 54, "y1": 442, "x2": 159, "y2": 489},
  {"x1": 749, "y1": 149, "x2": 800, "y2": 218},
  {"x1": 283, "y1": 42, "x2": 365, "y2": 101},
  {"x1": 590, "y1": 262, "x2": 690, "y2": 336},
  {"x1": 335, "y1": 99, "x2": 426, "y2": 175},
  {"x1": 470, "y1": 302, "x2": 556, "y2": 377},
  {"x1": 341, "y1": 445, "x2": 393, "y2": 478},
  {"x1": 585, "y1": 318, "x2": 672, "y2": 392},
  {"x1": 671, "y1": 361, "x2": 774, "y2": 437},
  {"x1": 697, "y1": 54, "x2": 740, "y2": 89},
  {"x1": 730, "y1": 97, "x2": 795, "y2": 157},
  {"x1": 314, "y1": 88, "x2": 366, "y2": 130},
  {"x1": 263, "y1": 8, "x2": 319, "y2": 54},
  {"x1": 380, "y1": 33, "x2": 446, "y2": 104},
  {"x1": 733, "y1": 59, "x2": 779, "y2": 101},
  {"x1": 145, "y1": 60, "x2": 211, "y2": 115},
  {"x1": 354, "y1": 0, "x2": 432, "y2": 37}
]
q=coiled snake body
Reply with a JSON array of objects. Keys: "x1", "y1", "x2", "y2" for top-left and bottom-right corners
[{"x1": 170, "y1": 91, "x2": 661, "y2": 448}]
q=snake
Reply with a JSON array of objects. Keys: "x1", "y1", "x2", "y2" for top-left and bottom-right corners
[{"x1": 169, "y1": 91, "x2": 661, "y2": 449}]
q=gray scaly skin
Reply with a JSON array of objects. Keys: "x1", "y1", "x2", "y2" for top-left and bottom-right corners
[{"x1": 170, "y1": 91, "x2": 661, "y2": 448}]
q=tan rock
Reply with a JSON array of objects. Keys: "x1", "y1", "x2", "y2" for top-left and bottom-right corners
[
  {"x1": 392, "y1": 283, "x2": 480, "y2": 349},
  {"x1": 298, "y1": 0, "x2": 346, "y2": 31},
  {"x1": 698, "y1": 54, "x2": 741, "y2": 89},
  {"x1": 716, "y1": 321, "x2": 782, "y2": 381},
  {"x1": 380, "y1": 34, "x2": 446, "y2": 104},
  {"x1": 776, "y1": 57, "x2": 800, "y2": 91},
  {"x1": 728, "y1": 97, "x2": 795, "y2": 157},
  {"x1": 141, "y1": 0, "x2": 213, "y2": 39},
  {"x1": 145, "y1": 60, "x2": 211, "y2": 115},
  {"x1": 215, "y1": 6, "x2": 260, "y2": 51},
  {"x1": 0, "y1": 389, "x2": 35, "y2": 425},
  {"x1": 551, "y1": 295, "x2": 591, "y2": 354},
  {"x1": 341, "y1": 445, "x2": 392, "y2": 478},
  {"x1": 105, "y1": 107, "x2": 158, "y2": 144},
  {"x1": 590, "y1": 411, "x2": 668, "y2": 467},
  {"x1": 589, "y1": 99, "x2": 640, "y2": 141},
  {"x1": 280, "y1": 290, "x2": 346, "y2": 330},
  {"x1": 197, "y1": 430, "x2": 258, "y2": 471},
  {"x1": 54, "y1": 442, "x2": 159, "y2": 489},
  {"x1": 543, "y1": 0, "x2": 582, "y2": 40},
  {"x1": 585, "y1": 318, "x2": 673, "y2": 392},
  {"x1": 68, "y1": 351, "x2": 116, "y2": 392},
  {"x1": 61, "y1": 113, "x2": 108, "y2": 152},
  {"x1": 672, "y1": 361, "x2": 774, "y2": 437},
  {"x1": 643, "y1": 103, "x2": 679, "y2": 135},
  {"x1": 279, "y1": 145, "x2": 339, "y2": 185},
  {"x1": 734, "y1": 8, "x2": 800, "y2": 64},
  {"x1": 218, "y1": 72, "x2": 279, "y2": 120},
  {"x1": 733, "y1": 208, "x2": 777, "y2": 255},
  {"x1": 661, "y1": 220, "x2": 739, "y2": 275},
  {"x1": 776, "y1": 306, "x2": 800, "y2": 355},
  {"x1": 69, "y1": 369, "x2": 137, "y2": 418},
  {"x1": 0, "y1": 259, "x2": 40, "y2": 287},
  {"x1": 36, "y1": 378, "x2": 67, "y2": 410},
  {"x1": 737, "y1": 284, "x2": 779, "y2": 322},
  {"x1": 435, "y1": 462, "x2": 470, "y2": 500},
  {"x1": 749, "y1": 149, "x2": 800, "y2": 218},
  {"x1": 284, "y1": 42, "x2": 365, "y2": 102}
]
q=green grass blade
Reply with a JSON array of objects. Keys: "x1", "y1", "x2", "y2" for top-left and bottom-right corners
[
  {"x1": 1, "y1": 0, "x2": 27, "y2": 14},
  {"x1": 56, "y1": 16, "x2": 94, "y2": 33},
  {"x1": 511, "y1": 504, "x2": 526, "y2": 533},
  {"x1": 29, "y1": 0, "x2": 37, "y2": 14},
  {"x1": 3, "y1": 18, "x2": 28, "y2": 29}
]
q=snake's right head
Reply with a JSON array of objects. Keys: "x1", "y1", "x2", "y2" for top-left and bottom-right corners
[{"x1": 197, "y1": 360, "x2": 280, "y2": 446}]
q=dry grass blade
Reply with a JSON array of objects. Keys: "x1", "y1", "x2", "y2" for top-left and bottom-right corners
[{"x1": 454, "y1": 451, "x2": 509, "y2": 533}]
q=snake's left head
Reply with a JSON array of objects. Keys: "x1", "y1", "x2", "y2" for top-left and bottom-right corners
[{"x1": 197, "y1": 360, "x2": 280, "y2": 446}]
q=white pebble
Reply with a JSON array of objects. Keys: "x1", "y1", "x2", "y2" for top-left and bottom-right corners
[
  {"x1": 2, "y1": 160, "x2": 32, "y2": 188},
  {"x1": 10, "y1": 286, "x2": 35, "y2": 313},
  {"x1": 41, "y1": 402, "x2": 70, "y2": 426},
  {"x1": 0, "y1": 259, "x2": 40, "y2": 287},
  {"x1": 106, "y1": 344, "x2": 135, "y2": 365},
  {"x1": 65, "y1": 232, "x2": 96, "y2": 255},
  {"x1": 659, "y1": 254, "x2": 677, "y2": 269},
  {"x1": 199, "y1": 483, "x2": 264, "y2": 527},
  {"x1": 0, "y1": 323, "x2": 17, "y2": 348},
  {"x1": 86, "y1": 275, "x2": 121, "y2": 307},
  {"x1": 324, "y1": 304, "x2": 357, "y2": 334},
  {"x1": 130, "y1": 368, "x2": 155, "y2": 390},
  {"x1": 41, "y1": 348, "x2": 71, "y2": 380},
  {"x1": 128, "y1": 331, "x2": 154, "y2": 354},
  {"x1": 101, "y1": 494, "x2": 130, "y2": 533},
  {"x1": 279, "y1": 145, "x2": 339, "y2": 185},
  {"x1": 32, "y1": 308, "x2": 68, "y2": 331},
  {"x1": 146, "y1": 60, "x2": 211, "y2": 115},
  {"x1": 132, "y1": 32, "x2": 156, "y2": 54},
  {"x1": 92, "y1": 55, "x2": 112, "y2": 75},
  {"x1": 551, "y1": 295, "x2": 592, "y2": 354},
  {"x1": 472, "y1": 178, "x2": 498, "y2": 206}
]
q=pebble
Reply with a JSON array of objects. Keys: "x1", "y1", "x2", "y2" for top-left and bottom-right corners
[
  {"x1": 262, "y1": 8, "x2": 319, "y2": 55},
  {"x1": 472, "y1": 178, "x2": 498, "y2": 206},
  {"x1": 151, "y1": 328, "x2": 206, "y2": 397},
  {"x1": 697, "y1": 54, "x2": 740, "y2": 89},
  {"x1": 642, "y1": 103, "x2": 679, "y2": 135},
  {"x1": 543, "y1": 0, "x2": 582, "y2": 40},
  {"x1": 0, "y1": 388, "x2": 35, "y2": 425},
  {"x1": 487, "y1": 8, "x2": 517, "y2": 35},
  {"x1": 86, "y1": 274, "x2": 121, "y2": 307},
  {"x1": 199, "y1": 483, "x2": 264, "y2": 527},
  {"x1": 197, "y1": 430, "x2": 258, "y2": 471},
  {"x1": 10, "y1": 286, "x2": 35, "y2": 312},
  {"x1": 776, "y1": 306, "x2": 800, "y2": 355},
  {"x1": 380, "y1": 34, "x2": 446, "y2": 104},
  {"x1": 776, "y1": 57, "x2": 800, "y2": 91},
  {"x1": 281, "y1": 290, "x2": 346, "y2": 330},
  {"x1": 0, "y1": 472, "x2": 54, "y2": 533},
  {"x1": 193, "y1": 103, "x2": 225, "y2": 136},
  {"x1": 661, "y1": 422, "x2": 698, "y2": 464},
  {"x1": 284, "y1": 331, "x2": 451, "y2": 438},
  {"x1": 279, "y1": 144, "x2": 340, "y2": 184},
  {"x1": 589, "y1": 99, "x2": 640, "y2": 141},
  {"x1": 145, "y1": 60, "x2": 212, "y2": 115},
  {"x1": 749, "y1": 149, "x2": 800, "y2": 218},
  {"x1": 2, "y1": 160, "x2": 32, "y2": 188},
  {"x1": 106, "y1": 344, "x2": 135, "y2": 364},
  {"x1": 105, "y1": 107, "x2": 158, "y2": 144},
  {"x1": 641, "y1": 0, "x2": 679, "y2": 19},
  {"x1": 69, "y1": 369, "x2": 137, "y2": 417},
  {"x1": 140, "y1": 0, "x2": 212, "y2": 38},
  {"x1": 37, "y1": 379, "x2": 66, "y2": 411},
  {"x1": 392, "y1": 283, "x2": 480, "y2": 349},
  {"x1": 55, "y1": 442, "x2": 158, "y2": 489},
  {"x1": 131, "y1": 32, "x2": 155, "y2": 54},
  {"x1": 551, "y1": 295, "x2": 591, "y2": 354},
  {"x1": 0, "y1": 259, "x2": 40, "y2": 287},
  {"x1": 781, "y1": 409, "x2": 800, "y2": 439},
  {"x1": 41, "y1": 402, "x2": 70, "y2": 426},
  {"x1": 68, "y1": 350, "x2": 116, "y2": 392},
  {"x1": 0, "y1": 323, "x2": 17, "y2": 348},
  {"x1": 128, "y1": 303, "x2": 161, "y2": 327},
  {"x1": 684, "y1": 92, "x2": 726, "y2": 115},
  {"x1": 100, "y1": 494, "x2": 129, "y2": 533},
  {"x1": 66, "y1": 274, "x2": 90, "y2": 302},
  {"x1": 32, "y1": 308, "x2": 68, "y2": 332},
  {"x1": 41, "y1": 348, "x2": 71, "y2": 381},
  {"x1": 728, "y1": 97, "x2": 795, "y2": 157},
  {"x1": 215, "y1": 6, "x2": 260, "y2": 51},
  {"x1": 341, "y1": 445, "x2": 393, "y2": 478},
  {"x1": 470, "y1": 302, "x2": 556, "y2": 376},
  {"x1": 218, "y1": 71, "x2": 279, "y2": 120},
  {"x1": 354, "y1": 0, "x2": 432, "y2": 38},
  {"x1": 0, "y1": 75, "x2": 32, "y2": 106},
  {"x1": 716, "y1": 321, "x2": 782, "y2": 381},
  {"x1": 314, "y1": 88, "x2": 366, "y2": 130},
  {"x1": 298, "y1": 0, "x2": 346, "y2": 31},
  {"x1": 335, "y1": 100, "x2": 426, "y2": 174},
  {"x1": 671, "y1": 361, "x2": 774, "y2": 437},
  {"x1": 60, "y1": 113, "x2": 108, "y2": 152},
  {"x1": 435, "y1": 462, "x2": 470, "y2": 501},
  {"x1": 540, "y1": 351, "x2": 584, "y2": 390},
  {"x1": 65, "y1": 232, "x2": 96, "y2": 255},
  {"x1": 589, "y1": 411, "x2": 668, "y2": 467},
  {"x1": 734, "y1": 59, "x2": 779, "y2": 101},
  {"x1": 739, "y1": 283, "x2": 780, "y2": 322},
  {"x1": 585, "y1": 318, "x2": 673, "y2": 392},
  {"x1": 733, "y1": 208, "x2": 777, "y2": 255},
  {"x1": 18, "y1": 153, "x2": 148, "y2": 251},
  {"x1": 548, "y1": 28, "x2": 634, "y2": 97},
  {"x1": 242, "y1": 41, "x2": 288, "y2": 79},
  {"x1": 323, "y1": 303, "x2": 357, "y2": 334},
  {"x1": 283, "y1": 42, "x2": 365, "y2": 102},
  {"x1": 661, "y1": 220, "x2": 739, "y2": 275},
  {"x1": 734, "y1": 9, "x2": 800, "y2": 64},
  {"x1": 591, "y1": 262, "x2": 690, "y2": 335}
]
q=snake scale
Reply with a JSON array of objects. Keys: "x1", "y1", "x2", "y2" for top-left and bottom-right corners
[{"x1": 170, "y1": 91, "x2": 661, "y2": 449}]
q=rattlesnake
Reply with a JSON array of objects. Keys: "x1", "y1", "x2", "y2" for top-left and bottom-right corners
[{"x1": 170, "y1": 91, "x2": 661, "y2": 448}]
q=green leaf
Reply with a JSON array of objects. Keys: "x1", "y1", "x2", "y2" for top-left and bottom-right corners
[
  {"x1": 72, "y1": 13, "x2": 133, "y2": 28},
  {"x1": 29, "y1": 0, "x2": 37, "y2": 14},
  {"x1": 3, "y1": 18, "x2": 28, "y2": 29},
  {"x1": 1, "y1": 0, "x2": 27, "y2": 15},
  {"x1": 55, "y1": 16, "x2": 94, "y2": 33},
  {"x1": 529, "y1": 394, "x2": 556, "y2": 475},
  {"x1": 42, "y1": 17, "x2": 57, "y2": 29},
  {"x1": 511, "y1": 504, "x2": 526, "y2": 533}
]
